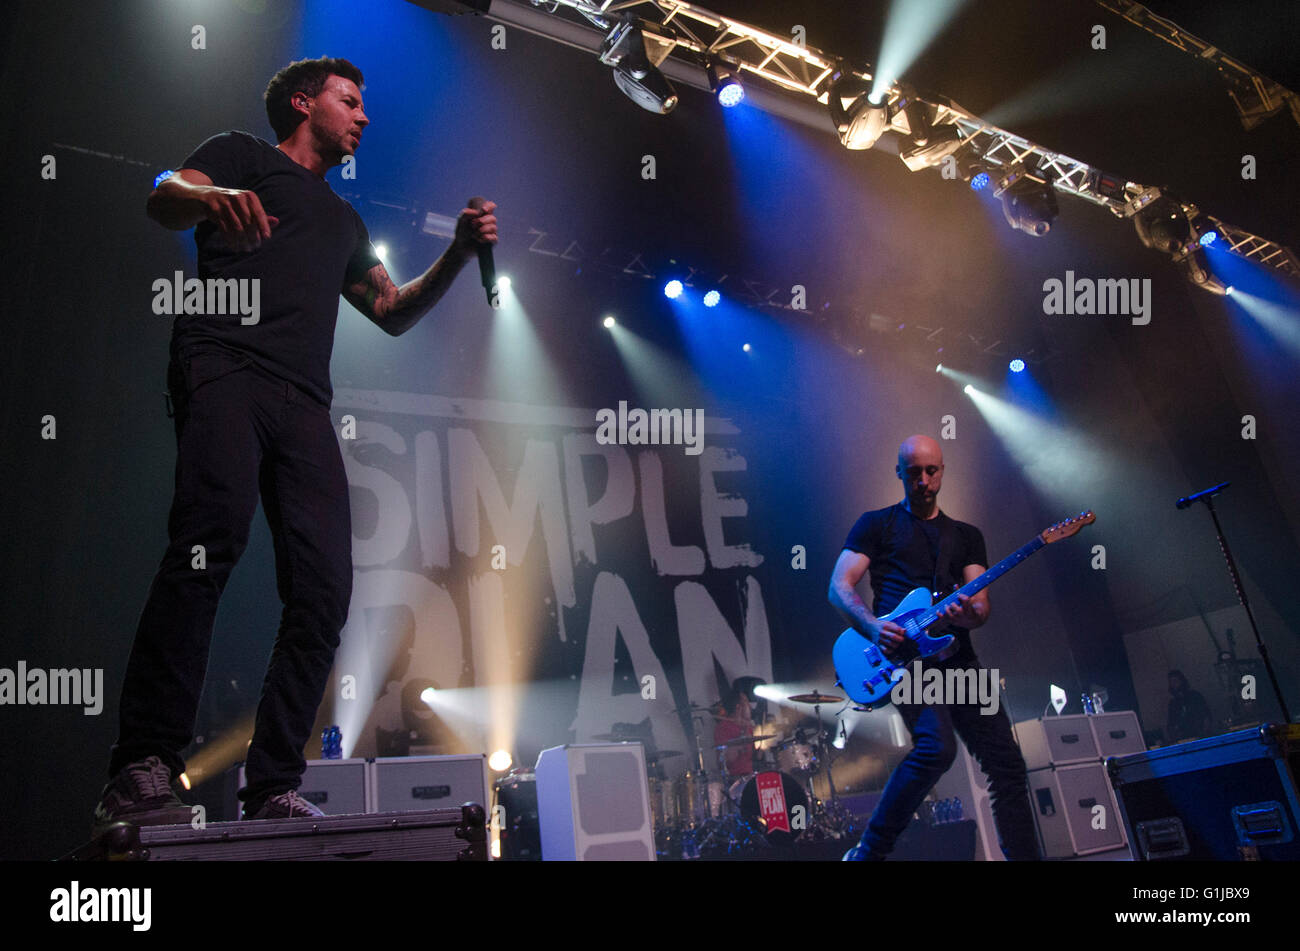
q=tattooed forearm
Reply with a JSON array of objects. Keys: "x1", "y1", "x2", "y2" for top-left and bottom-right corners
[
  {"x1": 829, "y1": 579, "x2": 881, "y2": 638},
  {"x1": 354, "y1": 246, "x2": 472, "y2": 336}
]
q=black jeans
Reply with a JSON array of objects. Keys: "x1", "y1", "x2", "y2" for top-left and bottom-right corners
[
  {"x1": 110, "y1": 345, "x2": 352, "y2": 810},
  {"x1": 859, "y1": 663, "x2": 1041, "y2": 860}
]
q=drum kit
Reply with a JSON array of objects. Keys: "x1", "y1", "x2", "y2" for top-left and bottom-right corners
[{"x1": 633, "y1": 689, "x2": 857, "y2": 858}]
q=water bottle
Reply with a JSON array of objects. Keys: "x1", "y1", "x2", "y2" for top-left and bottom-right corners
[{"x1": 322, "y1": 724, "x2": 342, "y2": 759}]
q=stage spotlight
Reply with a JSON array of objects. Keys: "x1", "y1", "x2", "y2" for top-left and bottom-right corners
[
  {"x1": 829, "y1": 71, "x2": 891, "y2": 150},
  {"x1": 896, "y1": 92, "x2": 962, "y2": 171},
  {"x1": 742, "y1": 342, "x2": 751, "y2": 352},
  {"x1": 1199, "y1": 231, "x2": 1218, "y2": 247},
  {"x1": 420, "y1": 686, "x2": 436, "y2": 706},
  {"x1": 599, "y1": 16, "x2": 679, "y2": 114},
  {"x1": 951, "y1": 149, "x2": 992, "y2": 190},
  {"x1": 998, "y1": 176, "x2": 1060, "y2": 239},
  {"x1": 664, "y1": 279, "x2": 684, "y2": 299},
  {"x1": 603, "y1": 315, "x2": 616, "y2": 328},
  {"x1": 1009, "y1": 359, "x2": 1025, "y2": 373},
  {"x1": 497, "y1": 275, "x2": 512, "y2": 290},
  {"x1": 1177, "y1": 247, "x2": 1232, "y2": 296},
  {"x1": 707, "y1": 62, "x2": 744, "y2": 107},
  {"x1": 373, "y1": 242, "x2": 388, "y2": 259},
  {"x1": 963, "y1": 384, "x2": 975, "y2": 395},
  {"x1": 153, "y1": 169, "x2": 174, "y2": 188},
  {"x1": 900, "y1": 123, "x2": 963, "y2": 171},
  {"x1": 703, "y1": 289, "x2": 721, "y2": 307},
  {"x1": 488, "y1": 750, "x2": 513, "y2": 772},
  {"x1": 935, "y1": 363, "x2": 943, "y2": 372},
  {"x1": 1131, "y1": 195, "x2": 1192, "y2": 255},
  {"x1": 178, "y1": 771, "x2": 191, "y2": 791}
]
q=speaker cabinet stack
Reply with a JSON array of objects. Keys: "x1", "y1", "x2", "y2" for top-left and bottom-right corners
[{"x1": 1017, "y1": 711, "x2": 1144, "y2": 858}]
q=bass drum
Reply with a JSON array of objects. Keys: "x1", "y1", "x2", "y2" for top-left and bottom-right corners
[{"x1": 738, "y1": 771, "x2": 808, "y2": 845}]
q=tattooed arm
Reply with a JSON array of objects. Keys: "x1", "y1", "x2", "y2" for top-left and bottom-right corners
[
  {"x1": 828, "y1": 549, "x2": 906, "y2": 655},
  {"x1": 344, "y1": 200, "x2": 497, "y2": 337}
]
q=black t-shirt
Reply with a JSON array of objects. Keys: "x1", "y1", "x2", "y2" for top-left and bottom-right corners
[
  {"x1": 842, "y1": 503, "x2": 989, "y2": 657},
  {"x1": 171, "y1": 130, "x2": 380, "y2": 405}
]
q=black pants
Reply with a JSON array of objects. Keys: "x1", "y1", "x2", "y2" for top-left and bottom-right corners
[
  {"x1": 859, "y1": 666, "x2": 1041, "y2": 860},
  {"x1": 110, "y1": 346, "x2": 352, "y2": 810}
]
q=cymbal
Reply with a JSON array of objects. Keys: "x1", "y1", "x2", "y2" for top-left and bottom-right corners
[
  {"x1": 715, "y1": 734, "x2": 776, "y2": 749},
  {"x1": 787, "y1": 691, "x2": 843, "y2": 704}
]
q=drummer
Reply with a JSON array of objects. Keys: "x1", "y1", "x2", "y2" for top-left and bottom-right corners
[{"x1": 713, "y1": 688, "x2": 755, "y2": 778}]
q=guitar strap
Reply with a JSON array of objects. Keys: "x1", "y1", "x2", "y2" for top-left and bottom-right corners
[
  {"x1": 931, "y1": 513, "x2": 954, "y2": 597},
  {"x1": 895, "y1": 502, "x2": 956, "y2": 601}
]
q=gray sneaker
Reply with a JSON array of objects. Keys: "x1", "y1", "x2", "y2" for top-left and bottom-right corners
[
  {"x1": 92, "y1": 756, "x2": 192, "y2": 836},
  {"x1": 245, "y1": 790, "x2": 326, "y2": 820}
]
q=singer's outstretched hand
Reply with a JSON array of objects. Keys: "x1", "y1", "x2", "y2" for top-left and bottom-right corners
[{"x1": 453, "y1": 200, "x2": 498, "y2": 259}]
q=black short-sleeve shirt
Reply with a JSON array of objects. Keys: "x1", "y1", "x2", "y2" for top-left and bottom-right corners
[
  {"x1": 170, "y1": 130, "x2": 380, "y2": 405},
  {"x1": 843, "y1": 503, "x2": 988, "y2": 654}
]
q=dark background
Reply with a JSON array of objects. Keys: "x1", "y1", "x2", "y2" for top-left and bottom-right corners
[{"x1": 1, "y1": 0, "x2": 1298, "y2": 860}]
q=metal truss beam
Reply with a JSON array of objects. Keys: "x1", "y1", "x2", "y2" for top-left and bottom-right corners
[
  {"x1": 1095, "y1": 0, "x2": 1300, "y2": 131},
  {"x1": 415, "y1": 0, "x2": 1300, "y2": 281}
]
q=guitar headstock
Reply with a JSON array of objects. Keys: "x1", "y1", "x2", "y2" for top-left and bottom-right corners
[{"x1": 1040, "y1": 510, "x2": 1096, "y2": 544}]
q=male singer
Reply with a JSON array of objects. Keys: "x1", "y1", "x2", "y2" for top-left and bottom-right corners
[{"x1": 95, "y1": 57, "x2": 497, "y2": 831}]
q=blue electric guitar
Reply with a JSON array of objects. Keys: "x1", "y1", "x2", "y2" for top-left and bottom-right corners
[{"x1": 833, "y1": 511, "x2": 1095, "y2": 707}]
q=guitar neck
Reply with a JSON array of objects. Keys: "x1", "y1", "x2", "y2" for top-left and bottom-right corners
[{"x1": 917, "y1": 536, "x2": 1046, "y2": 630}]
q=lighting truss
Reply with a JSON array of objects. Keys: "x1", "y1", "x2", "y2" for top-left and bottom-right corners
[
  {"x1": 414, "y1": 0, "x2": 1300, "y2": 280},
  {"x1": 550, "y1": 0, "x2": 848, "y2": 99},
  {"x1": 1094, "y1": 0, "x2": 1300, "y2": 131}
]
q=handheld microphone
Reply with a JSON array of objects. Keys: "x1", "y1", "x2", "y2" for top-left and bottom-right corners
[{"x1": 467, "y1": 196, "x2": 496, "y2": 306}]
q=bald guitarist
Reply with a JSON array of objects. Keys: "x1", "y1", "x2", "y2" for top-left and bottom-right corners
[{"x1": 829, "y1": 435, "x2": 1040, "y2": 861}]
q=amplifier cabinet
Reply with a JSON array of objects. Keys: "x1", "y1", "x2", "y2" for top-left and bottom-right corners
[
  {"x1": 1028, "y1": 762, "x2": 1126, "y2": 857},
  {"x1": 1088, "y1": 711, "x2": 1145, "y2": 758},
  {"x1": 371, "y1": 754, "x2": 490, "y2": 815},
  {"x1": 237, "y1": 758, "x2": 370, "y2": 816},
  {"x1": 1016, "y1": 715, "x2": 1100, "y2": 771},
  {"x1": 1108, "y1": 724, "x2": 1300, "y2": 861}
]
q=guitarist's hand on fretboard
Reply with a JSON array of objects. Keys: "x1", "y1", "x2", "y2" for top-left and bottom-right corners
[{"x1": 939, "y1": 591, "x2": 982, "y2": 628}]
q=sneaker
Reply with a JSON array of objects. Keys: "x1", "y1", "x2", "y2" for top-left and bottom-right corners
[
  {"x1": 92, "y1": 756, "x2": 192, "y2": 836},
  {"x1": 244, "y1": 790, "x2": 326, "y2": 820}
]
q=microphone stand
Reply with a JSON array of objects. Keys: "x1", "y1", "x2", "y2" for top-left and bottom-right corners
[{"x1": 1185, "y1": 490, "x2": 1292, "y2": 725}]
